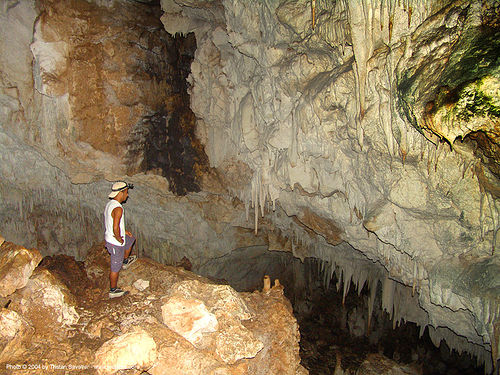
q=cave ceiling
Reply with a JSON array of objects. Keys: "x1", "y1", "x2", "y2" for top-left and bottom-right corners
[{"x1": 0, "y1": 0, "x2": 499, "y2": 371}]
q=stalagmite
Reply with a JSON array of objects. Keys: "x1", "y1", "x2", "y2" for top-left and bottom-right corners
[
  {"x1": 263, "y1": 275, "x2": 271, "y2": 292},
  {"x1": 412, "y1": 259, "x2": 417, "y2": 296}
]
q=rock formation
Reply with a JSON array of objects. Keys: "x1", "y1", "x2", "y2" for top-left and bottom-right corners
[
  {"x1": 0, "y1": 0, "x2": 499, "y2": 372},
  {"x1": 0, "y1": 237, "x2": 306, "y2": 374}
]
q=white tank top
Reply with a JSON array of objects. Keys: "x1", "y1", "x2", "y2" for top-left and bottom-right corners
[{"x1": 104, "y1": 200, "x2": 125, "y2": 246}]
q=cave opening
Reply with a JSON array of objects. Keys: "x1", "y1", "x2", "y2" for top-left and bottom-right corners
[{"x1": 196, "y1": 246, "x2": 486, "y2": 375}]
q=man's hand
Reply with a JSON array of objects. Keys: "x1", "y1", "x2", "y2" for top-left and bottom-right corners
[{"x1": 125, "y1": 230, "x2": 133, "y2": 236}]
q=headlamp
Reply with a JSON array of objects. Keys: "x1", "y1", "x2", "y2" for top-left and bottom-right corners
[{"x1": 111, "y1": 181, "x2": 134, "y2": 192}]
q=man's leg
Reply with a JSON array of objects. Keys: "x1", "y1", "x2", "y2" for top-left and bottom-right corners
[
  {"x1": 106, "y1": 243, "x2": 125, "y2": 290},
  {"x1": 110, "y1": 270, "x2": 119, "y2": 289},
  {"x1": 123, "y1": 234, "x2": 136, "y2": 259},
  {"x1": 122, "y1": 235, "x2": 137, "y2": 269}
]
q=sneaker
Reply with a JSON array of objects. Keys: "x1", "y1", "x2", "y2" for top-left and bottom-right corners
[
  {"x1": 109, "y1": 288, "x2": 126, "y2": 298},
  {"x1": 122, "y1": 255, "x2": 137, "y2": 269}
]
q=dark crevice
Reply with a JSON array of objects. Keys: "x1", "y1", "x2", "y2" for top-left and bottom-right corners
[{"x1": 127, "y1": 30, "x2": 209, "y2": 196}]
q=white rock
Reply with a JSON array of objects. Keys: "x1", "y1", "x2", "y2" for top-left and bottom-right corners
[
  {"x1": 94, "y1": 327, "x2": 157, "y2": 375},
  {"x1": 16, "y1": 269, "x2": 79, "y2": 327},
  {"x1": 0, "y1": 308, "x2": 33, "y2": 362},
  {"x1": 161, "y1": 295, "x2": 218, "y2": 346},
  {"x1": 133, "y1": 278, "x2": 150, "y2": 291},
  {"x1": 0, "y1": 241, "x2": 42, "y2": 297},
  {"x1": 0, "y1": 308, "x2": 31, "y2": 340}
]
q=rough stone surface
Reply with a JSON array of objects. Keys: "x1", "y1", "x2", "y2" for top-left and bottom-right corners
[
  {"x1": 0, "y1": 241, "x2": 42, "y2": 297},
  {"x1": 215, "y1": 319, "x2": 264, "y2": 364},
  {"x1": 0, "y1": 239, "x2": 305, "y2": 374},
  {"x1": 9, "y1": 268, "x2": 79, "y2": 331},
  {"x1": 94, "y1": 327, "x2": 157, "y2": 375},
  {"x1": 159, "y1": 0, "x2": 500, "y2": 369},
  {"x1": 133, "y1": 278, "x2": 150, "y2": 291},
  {"x1": 165, "y1": 279, "x2": 264, "y2": 363},
  {"x1": 161, "y1": 295, "x2": 219, "y2": 346},
  {"x1": 0, "y1": 308, "x2": 33, "y2": 363},
  {"x1": 0, "y1": 0, "x2": 499, "y2": 371}
]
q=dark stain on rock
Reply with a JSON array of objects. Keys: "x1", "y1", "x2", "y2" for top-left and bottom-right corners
[{"x1": 128, "y1": 32, "x2": 209, "y2": 195}]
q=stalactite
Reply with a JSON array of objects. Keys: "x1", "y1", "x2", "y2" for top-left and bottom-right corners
[
  {"x1": 311, "y1": 0, "x2": 316, "y2": 30},
  {"x1": 381, "y1": 276, "x2": 396, "y2": 320},
  {"x1": 342, "y1": 264, "x2": 353, "y2": 305},
  {"x1": 480, "y1": 185, "x2": 486, "y2": 241},
  {"x1": 367, "y1": 277, "x2": 378, "y2": 331},
  {"x1": 486, "y1": 192, "x2": 499, "y2": 255}
]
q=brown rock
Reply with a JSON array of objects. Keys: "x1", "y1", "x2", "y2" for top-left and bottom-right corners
[
  {"x1": 169, "y1": 280, "x2": 254, "y2": 321},
  {"x1": 167, "y1": 279, "x2": 264, "y2": 364},
  {"x1": 0, "y1": 241, "x2": 42, "y2": 297},
  {"x1": 243, "y1": 286, "x2": 307, "y2": 375},
  {"x1": 10, "y1": 269, "x2": 79, "y2": 332},
  {"x1": 215, "y1": 319, "x2": 264, "y2": 364},
  {"x1": 143, "y1": 320, "x2": 220, "y2": 375},
  {"x1": 84, "y1": 243, "x2": 110, "y2": 289},
  {"x1": 295, "y1": 207, "x2": 343, "y2": 246},
  {"x1": 0, "y1": 308, "x2": 34, "y2": 362},
  {"x1": 85, "y1": 316, "x2": 115, "y2": 339},
  {"x1": 94, "y1": 327, "x2": 157, "y2": 375}
]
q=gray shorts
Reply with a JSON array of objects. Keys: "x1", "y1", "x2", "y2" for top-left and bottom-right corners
[{"x1": 105, "y1": 234, "x2": 136, "y2": 272}]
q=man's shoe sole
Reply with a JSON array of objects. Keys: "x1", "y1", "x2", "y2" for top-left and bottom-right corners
[
  {"x1": 122, "y1": 256, "x2": 137, "y2": 270},
  {"x1": 109, "y1": 290, "x2": 127, "y2": 298}
]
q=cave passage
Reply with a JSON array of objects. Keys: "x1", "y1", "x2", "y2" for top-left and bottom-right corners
[{"x1": 196, "y1": 247, "x2": 486, "y2": 375}]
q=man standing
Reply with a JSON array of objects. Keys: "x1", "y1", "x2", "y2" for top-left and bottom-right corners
[{"x1": 104, "y1": 181, "x2": 137, "y2": 298}]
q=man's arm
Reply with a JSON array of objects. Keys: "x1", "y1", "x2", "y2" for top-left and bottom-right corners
[{"x1": 111, "y1": 206, "x2": 124, "y2": 244}]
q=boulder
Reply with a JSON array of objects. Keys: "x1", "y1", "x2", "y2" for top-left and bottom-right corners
[
  {"x1": 166, "y1": 279, "x2": 264, "y2": 364},
  {"x1": 215, "y1": 318, "x2": 264, "y2": 364},
  {"x1": 161, "y1": 295, "x2": 218, "y2": 347},
  {"x1": 0, "y1": 308, "x2": 33, "y2": 362},
  {"x1": 0, "y1": 241, "x2": 42, "y2": 297},
  {"x1": 94, "y1": 327, "x2": 157, "y2": 375},
  {"x1": 141, "y1": 320, "x2": 221, "y2": 375},
  {"x1": 11, "y1": 269, "x2": 79, "y2": 332},
  {"x1": 169, "y1": 280, "x2": 254, "y2": 321}
]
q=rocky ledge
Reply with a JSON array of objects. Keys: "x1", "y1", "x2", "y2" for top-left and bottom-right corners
[{"x1": 0, "y1": 236, "x2": 306, "y2": 375}]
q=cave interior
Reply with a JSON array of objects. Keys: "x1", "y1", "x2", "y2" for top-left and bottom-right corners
[{"x1": 0, "y1": 0, "x2": 500, "y2": 374}]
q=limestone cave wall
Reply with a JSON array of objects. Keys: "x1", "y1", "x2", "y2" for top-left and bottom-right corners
[
  {"x1": 161, "y1": 0, "x2": 500, "y2": 371},
  {"x1": 0, "y1": 0, "x2": 499, "y2": 371}
]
